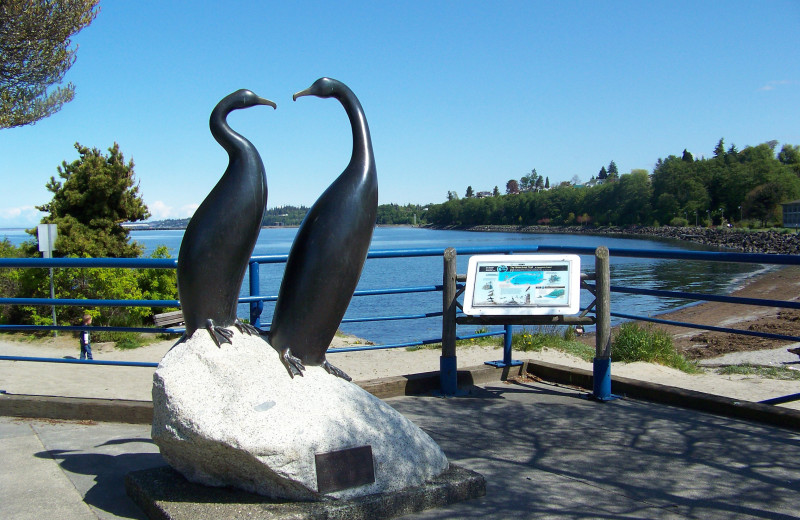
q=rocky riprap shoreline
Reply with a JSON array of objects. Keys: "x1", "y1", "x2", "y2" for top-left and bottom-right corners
[{"x1": 441, "y1": 225, "x2": 800, "y2": 255}]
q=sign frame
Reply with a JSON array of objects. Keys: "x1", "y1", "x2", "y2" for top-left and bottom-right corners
[{"x1": 462, "y1": 254, "x2": 581, "y2": 316}]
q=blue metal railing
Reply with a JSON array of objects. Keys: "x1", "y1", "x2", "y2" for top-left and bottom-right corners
[{"x1": 2, "y1": 245, "x2": 800, "y2": 405}]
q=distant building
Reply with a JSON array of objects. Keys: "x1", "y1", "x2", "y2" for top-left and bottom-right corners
[
  {"x1": 476, "y1": 191, "x2": 492, "y2": 198},
  {"x1": 782, "y1": 200, "x2": 800, "y2": 228}
]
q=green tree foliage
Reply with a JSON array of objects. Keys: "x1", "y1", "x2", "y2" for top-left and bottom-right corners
[
  {"x1": 137, "y1": 245, "x2": 179, "y2": 314},
  {"x1": 607, "y1": 160, "x2": 618, "y2": 178},
  {"x1": 0, "y1": 0, "x2": 99, "y2": 128},
  {"x1": 11, "y1": 245, "x2": 178, "y2": 327},
  {"x1": 376, "y1": 203, "x2": 427, "y2": 225},
  {"x1": 743, "y1": 182, "x2": 785, "y2": 227},
  {"x1": 0, "y1": 239, "x2": 25, "y2": 323},
  {"x1": 778, "y1": 144, "x2": 800, "y2": 165},
  {"x1": 465, "y1": 185, "x2": 474, "y2": 198},
  {"x1": 262, "y1": 205, "x2": 309, "y2": 226},
  {"x1": 520, "y1": 169, "x2": 539, "y2": 192},
  {"x1": 2, "y1": 143, "x2": 178, "y2": 330},
  {"x1": 35, "y1": 142, "x2": 150, "y2": 257},
  {"x1": 714, "y1": 138, "x2": 725, "y2": 158},
  {"x1": 425, "y1": 139, "x2": 800, "y2": 229}
]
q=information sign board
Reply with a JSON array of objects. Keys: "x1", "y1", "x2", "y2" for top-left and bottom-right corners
[{"x1": 462, "y1": 254, "x2": 581, "y2": 316}]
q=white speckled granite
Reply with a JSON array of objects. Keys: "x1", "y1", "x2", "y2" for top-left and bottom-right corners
[{"x1": 151, "y1": 330, "x2": 448, "y2": 500}]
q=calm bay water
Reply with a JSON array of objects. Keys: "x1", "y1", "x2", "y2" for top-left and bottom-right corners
[{"x1": 1, "y1": 227, "x2": 764, "y2": 344}]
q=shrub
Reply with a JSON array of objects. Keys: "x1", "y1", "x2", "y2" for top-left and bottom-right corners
[{"x1": 612, "y1": 322, "x2": 698, "y2": 372}]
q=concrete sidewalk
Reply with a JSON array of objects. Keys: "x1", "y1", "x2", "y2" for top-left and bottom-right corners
[{"x1": 3, "y1": 378, "x2": 800, "y2": 519}]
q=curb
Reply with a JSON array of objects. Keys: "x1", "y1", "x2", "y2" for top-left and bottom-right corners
[
  {"x1": 2, "y1": 360, "x2": 799, "y2": 432},
  {"x1": 525, "y1": 360, "x2": 800, "y2": 431},
  {"x1": 0, "y1": 363, "x2": 525, "y2": 424}
]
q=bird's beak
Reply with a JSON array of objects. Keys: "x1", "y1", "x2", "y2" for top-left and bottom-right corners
[
  {"x1": 292, "y1": 87, "x2": 313, "y2": 101},
  {"x1": 257, "y1": 97, "x2": 277, "y2": 109}
]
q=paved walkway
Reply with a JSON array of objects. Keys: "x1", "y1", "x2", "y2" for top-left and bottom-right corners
[{"x1": 3, "y1": 379, "x2": 800, "y2": 519}]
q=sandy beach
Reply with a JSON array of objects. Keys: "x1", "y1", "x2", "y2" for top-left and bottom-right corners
[{"x1": 1, "y1": 265, "x2": 799, "y2": 410}]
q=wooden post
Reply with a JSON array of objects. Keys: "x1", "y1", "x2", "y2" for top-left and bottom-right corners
[
  {"x1": 595, "y1": 246, "x2": 611, "y2": 358},
  {"x1": 592, "y1": 246, "x2": 614, "y2": 400},
  {"x1": 441, "y1": 247, "x2": 458, "y2": 394}
]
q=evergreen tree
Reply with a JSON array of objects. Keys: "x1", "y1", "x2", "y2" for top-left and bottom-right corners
[
  {"x1": 714, "y1": 138, "x2": 725, "y2": 158},
  {"x1": 465, "y1": 185, "x2": 474, "y2": 198},
  {"x1": 682, "y1": 149, "x2": 694, "y2": 162},
  {"x1": 0, "y1": 0, "x2": 100, "y2": 128},
  {"x1": 545, "y1": 177, "x2": 550, "y2": 189},
  {"x1": 608, "y1": 160, "x2": 619, "y2": 177},
  {"x1": 493, "y1": 186, "x2": 500, "y2": 197},
  {"x1": 598, "y1": 166, "x2": 608, "y2": 180},
  {"x1": 35, "y1": 142, "x2": 150, "y2": 258}
]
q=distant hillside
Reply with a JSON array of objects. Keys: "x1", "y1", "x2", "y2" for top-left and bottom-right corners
[{"x1": 140, "y1": 203, "x2": 430, "y2": 229}]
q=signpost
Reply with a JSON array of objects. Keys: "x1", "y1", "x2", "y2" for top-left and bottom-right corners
[{"x1": 37, "y1": 224, "x2": 58, "y2": 334}]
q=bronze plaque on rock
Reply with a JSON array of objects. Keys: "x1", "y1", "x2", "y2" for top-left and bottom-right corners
[{"x1": 315, "y1": 445, "x2": 375, "y2": 494}]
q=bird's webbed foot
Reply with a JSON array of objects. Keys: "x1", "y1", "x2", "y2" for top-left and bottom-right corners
[
  {"x1": 322, "y1": 359, "x2": 352, "y2": 382},
  {"x1": 234, "y1": 319, "x2": 259, "y2": 336},
  {"x1": 280, "y1": 347, "x2": 305, "y2": 378},
  {"x1": 205, "y1": 319, "x2": 233, "y2": 347}
]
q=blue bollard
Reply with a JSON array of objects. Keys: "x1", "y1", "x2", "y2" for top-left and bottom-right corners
[
  {"x1": 592, "y1": 357, "x2": 618, "y2": 401},
  {"x1": 440, "y1": 355, "x2": 458, "y2": 395}
]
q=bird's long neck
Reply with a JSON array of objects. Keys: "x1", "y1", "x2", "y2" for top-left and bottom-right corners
[
  {"x1": 336, "y1": 89, "x2": 374, "y2": 176},
  {"x1": 210, "y1": 105, "x2": 254, "y2": 161}
]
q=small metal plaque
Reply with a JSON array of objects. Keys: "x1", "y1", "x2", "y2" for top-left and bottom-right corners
[{"x1": 315, "y1": 445, "x2": 375, "y2": 494}]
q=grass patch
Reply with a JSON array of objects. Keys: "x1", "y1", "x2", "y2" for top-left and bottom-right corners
[
  {"x1": 512, "y1": 326, "x2": 595, "y2": 362},
  {"x1": 405, "y1": 328, "x2": 502, "y2": 351},
  {"x1": 406, "y1": 325, "x2": 594, "y2": 360},
  {"x1": 612, "y1": 322, "x2": 699, "y2": 373},
  {"x1": 716, "y1": 364, "x2": 800, "y2": 381},
  {"x1": 93, "y1": 331, "x2": 152, "y2": 350}
]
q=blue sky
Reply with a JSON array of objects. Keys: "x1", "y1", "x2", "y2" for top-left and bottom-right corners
[{"x1": 1, "y1": 1, "x2": 798, "y2": 227}]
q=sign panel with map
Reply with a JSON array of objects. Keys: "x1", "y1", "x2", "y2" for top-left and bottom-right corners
[{"x1": 462, "y1": 254, "x2": 581, "y2": 316}]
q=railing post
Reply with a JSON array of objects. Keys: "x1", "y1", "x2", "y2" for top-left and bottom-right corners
[
  {"x1": 248, "y1": 261, "x2": 263, "y2": 329},
  {"x1": 441, "y1": 247, "x2": 458, "y2": 395},
  {"x1": 592, "y1": 246, "x2": 615, "y2": 401},
  {"x1": 503, "y1": 324, "x2": 513, "y2": 365}
]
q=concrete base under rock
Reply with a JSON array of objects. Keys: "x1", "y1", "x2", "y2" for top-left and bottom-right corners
[{"x1": 126, "y1": 464, "x2": 486, "y2": 520}]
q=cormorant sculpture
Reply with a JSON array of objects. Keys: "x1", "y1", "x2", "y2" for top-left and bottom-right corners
[
  {"x1": 269, "y1": 78, "x2": 378, "y2": 380},
  {"x1": 177, "y1": 89, "x2": 276, "y2": 346}
]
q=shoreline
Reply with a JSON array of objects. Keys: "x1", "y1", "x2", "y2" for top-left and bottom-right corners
[{"x1": 432, "y1": 224, "x2": 800, "y2": 255}]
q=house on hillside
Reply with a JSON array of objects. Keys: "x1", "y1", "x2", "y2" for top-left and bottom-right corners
[{"x1": 476, "y1": 191, "x2": 493, "y2": 198}]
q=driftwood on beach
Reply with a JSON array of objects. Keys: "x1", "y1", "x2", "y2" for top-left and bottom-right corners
[{"x1": 437, "y1": 224, "x2": 800, "y2": 255}]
